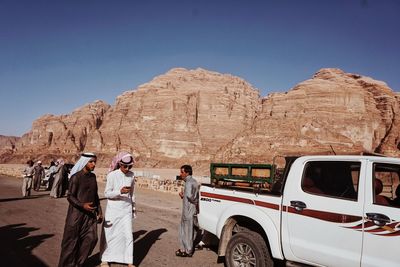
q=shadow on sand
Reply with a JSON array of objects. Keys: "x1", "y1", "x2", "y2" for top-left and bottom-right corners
[
  {"x1": 0, "y1": 193, "x2": 51, "y2": 203},
  {"x1": 133, "y1": 228, "x2": 167, "y2": 266},
  {"x1": 84, "y1": 229, "x2": 166, "y2": 267},
  {"x1": 0, "y1": 223, "x2": 53, "y2": 267}
]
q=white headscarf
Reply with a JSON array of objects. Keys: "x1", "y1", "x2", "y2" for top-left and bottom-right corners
[{"x1": 69, "y1": 152, "x2": 97, "y2": 178}]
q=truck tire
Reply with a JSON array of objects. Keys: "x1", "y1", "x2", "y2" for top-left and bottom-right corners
[{"x1": 225, "y1": 230, "x2": 273, "y2": 267}]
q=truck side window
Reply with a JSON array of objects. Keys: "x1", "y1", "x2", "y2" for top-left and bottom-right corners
[
  {"x1": 394, "y1": 184, "x2": 400, "y2": 207},
  {"x1": 301, "y1": 161, "x2": 360, "y2": 201},
  {"x1": 373, "y1": 163, "x2": 400, "y2": 208}
]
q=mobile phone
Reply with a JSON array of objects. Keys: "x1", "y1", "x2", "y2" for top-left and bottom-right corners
[{"x1": 124, "y1": 186, "x2": 131, "y2": 189}]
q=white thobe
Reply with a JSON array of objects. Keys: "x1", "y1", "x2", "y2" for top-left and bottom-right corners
[
  {"x1": 101, "y1": 169, "x2": 135, "y2": 264},
  {"x1": 179, "y1": 175, "x2": 199, "y2": 254}
]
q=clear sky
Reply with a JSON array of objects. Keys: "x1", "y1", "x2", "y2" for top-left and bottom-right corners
[{"x1": 0, "y1": 0, "x2": 399, "y2": 137}]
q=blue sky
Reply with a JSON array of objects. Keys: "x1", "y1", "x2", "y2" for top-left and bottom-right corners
[{"x1": 0, "y1": 0, "x2": 399, "y2": 136}]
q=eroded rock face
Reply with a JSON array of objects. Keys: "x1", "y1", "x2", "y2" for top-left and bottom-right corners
[
  {"x1": 215, "y1": 68, "x2": 400, "y2": 164},
  {"x1": 0, "y1": 135, "x2": 19, "y2": 150},
  {"x1": 0, "y1": 135, "x2": 20, "y2": 162},
  {"x1": 12, "y1": 100, "x2": 110, "y2": 163},
  {"x1": 86, "y1": 68, "x2": 260, "y2": 167},
  {"x1": 2, "y1": 68, "x2": 400, "y2": 170}
]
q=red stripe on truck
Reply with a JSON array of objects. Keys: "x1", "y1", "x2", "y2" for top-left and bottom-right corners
[
  {"x1": 286, "y1": 206, "x2": 362, "y2": 223},
  {"x1": 200, "y1": 192, "x2": 280, "y2": 210},
  {"x1": 254, "y1": 200, "x2": 280, "y2": 210},
  {"x1": 201, "y1": 192, "x2": 254, "y2": 204}
]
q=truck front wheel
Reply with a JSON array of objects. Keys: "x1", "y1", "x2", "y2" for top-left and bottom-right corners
[{"x1": 225, "y1": 230, "x2": 273, "y2": 267}]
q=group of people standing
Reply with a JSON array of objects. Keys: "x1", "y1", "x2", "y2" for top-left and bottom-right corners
[
  {"x1": 23, "y1": 151, "x2": 201, "y2": 267},
  {"x1": 21, "y1": 158, "x2": 69, "y2": 198},
  {"x1": 22, "y1": 159, "x2": 48, "y2": 196}
]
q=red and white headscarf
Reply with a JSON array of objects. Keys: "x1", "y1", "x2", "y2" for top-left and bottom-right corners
[
  {"x1": 57, "y1": 158, "x2": 65, "y2": 166},
  {"x1": 108, "y1": 151, "x2": 135, "y2": 173}
]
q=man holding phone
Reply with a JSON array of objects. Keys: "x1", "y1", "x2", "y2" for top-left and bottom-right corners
[
  {"x1": 58, "y1": 152, "x2": 102, "y2": 267},
  {"x1": 176, "y1": 164, "x2": 199, "y2": 257},
  {"x1": 101, "y1": 152, "x2": 136, "y2": 267}
]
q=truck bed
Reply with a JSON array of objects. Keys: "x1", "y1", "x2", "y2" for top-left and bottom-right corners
[{"x1": 210, "y1": 162, "x2": 275, "y2": 191}]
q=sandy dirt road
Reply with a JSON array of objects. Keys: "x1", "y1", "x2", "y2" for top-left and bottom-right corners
[{"x1": 0, "y1": 175, "x2": 223, "y2": 267}]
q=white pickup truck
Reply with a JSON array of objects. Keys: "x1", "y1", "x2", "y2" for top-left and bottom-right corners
[{"x1": 198, "y1": 155, "x2": 400, "y2": 267}]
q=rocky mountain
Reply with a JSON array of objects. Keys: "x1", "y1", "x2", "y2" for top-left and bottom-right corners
[
  {"x1": 215, "y1": 68, "x2": 400, "y2": 164},
  {"x1": 0, "y1": 135, "x2": 20, "y2": 162},
  {"x1": 0, "y1": 135, "x2": 19, "y2": 149},
  {"x1": 2, "y1": 68, "x2": 399, "y2": 171},
  {"x1": 7, "y1": 100, "x2": 111, "y2": 163}
]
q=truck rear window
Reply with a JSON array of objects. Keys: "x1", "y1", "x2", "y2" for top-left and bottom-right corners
[{"x1": 302, "y1": 161, "x2": 360, "y2": 201}]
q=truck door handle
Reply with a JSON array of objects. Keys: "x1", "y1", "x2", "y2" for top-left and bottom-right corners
[
  {"x1": 290, "y1": 201, "x2": 307, "y2": 211},
  {"x1": 366, "y1": 213, "x2": 391, "y2": 227}
]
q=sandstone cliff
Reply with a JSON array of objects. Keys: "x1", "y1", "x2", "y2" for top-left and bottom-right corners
[
  {"x1": 85, "y1": 68, "x2": 260, "y2": 168},
  {"x1": 0, "y1": 135, "x2": 19, "y2": 149},
  {"x1": 7, "y1": 100, "x2": 111, "y2": 163},
  {"x1": 216, "y1": 68, "x2": 400, "y2": 164},
  {"x1": 2, "y1": 68, "x2": 399, "y2": 171},
  {"x1": 0, "y1": 135, "x2": 20, "y2": 162}
]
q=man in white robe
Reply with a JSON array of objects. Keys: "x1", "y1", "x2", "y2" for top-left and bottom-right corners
[{"x1": 101, "y1": 152, "x2": 136, "y2": 267}]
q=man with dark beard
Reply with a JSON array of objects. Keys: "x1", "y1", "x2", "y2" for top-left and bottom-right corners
[
  {"x1": 175, "y1": 165, "x2": 199, "y2": 257},
  {"x1": 58, "y1": 152, "x2": 103, "y2": 267}
]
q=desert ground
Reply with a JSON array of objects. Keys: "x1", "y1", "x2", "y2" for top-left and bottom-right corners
[{"x1": 0, "y1": 174, "x2": 223, "y2": 267}]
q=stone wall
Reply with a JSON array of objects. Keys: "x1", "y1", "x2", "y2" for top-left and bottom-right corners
[
  {"x1": 0, "y1": 164, "x2": 25, "y2": 178},
  {"x1": 0, "y1": 164, "x2": 209, "y2": 195}
]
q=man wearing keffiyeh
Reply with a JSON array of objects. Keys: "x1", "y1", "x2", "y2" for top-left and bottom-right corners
[
  {"x1": 58, "y1": 152, "x2": 103, "y2": 267},
  {"x1": 101, "y1": 151, "x2": 136, "y2": 267}
]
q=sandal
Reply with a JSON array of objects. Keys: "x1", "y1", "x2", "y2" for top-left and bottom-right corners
[
  {"x1": 175, "y1": 249, "x2": 185, "y2": 257},
  {"x1": 175, "y1": 250, "x2": 192, "y2": 257}
]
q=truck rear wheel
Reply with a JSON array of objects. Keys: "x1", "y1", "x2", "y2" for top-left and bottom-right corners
[{"x1": 225, "y1": 230, "x2": 273, "y2": 267}]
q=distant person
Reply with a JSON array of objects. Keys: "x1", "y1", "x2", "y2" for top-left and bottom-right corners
[
  {"x1": 59, "y1": 163, "x2": 70, "y2": 197},
  {"x1": 33, "y1": 161, "x2": 45, "y2": 191},
  {"x1": 101, "y1": 152, "x2": 136, "y2": 267},
  {"x1": 58, "y1": 152, "x2": 103, "y2": 267},
  {"x1": 22, "y1": 160, "x2": 35, "y2": 197},
  {"x1": 45, "y1": 161, "x2": 57, "y2": 190},
  {"x1": 374, "y1": 178, "x2": 390, "y2": 206},
  {"x1": 175, "y1": 165, "x2": 199, "y2": 257},
  {"x1": 302, "y1": 167, "x2": 323, "y2": 194},
  {"x1": 50, "y1": 158, "x2": 64, "y2": 198}
]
